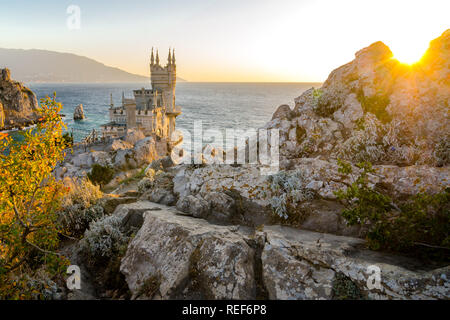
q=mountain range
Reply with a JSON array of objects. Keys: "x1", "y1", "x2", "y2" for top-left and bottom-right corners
[{"x1": 0, "y1": 48, "x2": 186, "y2": 83}]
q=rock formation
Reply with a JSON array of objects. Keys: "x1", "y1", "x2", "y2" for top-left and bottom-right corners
[
  {"x1": 0, "y1": 68, "x2": 39, "y2": 129},
  {"x1": 117, "y1": 201, "x2": 449, "y2": 300},
  {"x1": 73, "y1": 104, "x2": 85, "y2": 120},
  {"x1": 266, "y1": 29, "x2": 450, "y2": 167},
  {"x1": 57, "y1": 30, "x2": 450, "y2": 300}
]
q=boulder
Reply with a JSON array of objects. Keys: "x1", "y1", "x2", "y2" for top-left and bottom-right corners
[
  {"x1": 272, "y1": 104, "x2": 293, "y2": 121},
  {"x1": 113, "y1": 149, "x2": 136, "y2": 170},
  {"x1": 100, "y1": 195, "x2": 138, "y2": 215},
  {"x1": 176, "y1": 195, "x2": 210, "y2": 218},
  {"x1": 141, "y1": 188, "x2": 176, "y2": 206},
  {"x1": 71, "y1": 152, "x2": 93, "y2": 168},
  {"x1": 133, "y1": 137, "x2": 158, "y2": 167},
  {"x1": 124, "y1": 129, "x2": 145, "y2": 145},
  {"x1": 73, "y1": 104, "x2": 85, "y2": 120},
  {"x1": 118, "y1": 203, "x2": 449, "y2": 300},
  {"x1": 262, "y1": 225, "x2": 450, "y2": 300},
  {"x1": 120, "y1": 206, "x2": 257, "y2": 299},
  {"x1": 107, "y1": 139, "x2": 133, "y2": 152},
  {"x1": 91, "y1": 151, "x2": 111, "y2": 167}
]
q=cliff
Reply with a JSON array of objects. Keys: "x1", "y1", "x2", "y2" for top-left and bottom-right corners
[
  {"x1": 53, "y1": 30, "x2": 449, "y2": 300},
  {"x1": 0, "y1": 68, "x2": 39, "y2": 129},
  {"x1": 266, "y1": 29, "x2": 449, "y2": 168}
]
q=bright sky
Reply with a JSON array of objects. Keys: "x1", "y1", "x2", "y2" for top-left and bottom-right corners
[{"x1": 0, "y1": 0, "x2": 448, "y2": 82}]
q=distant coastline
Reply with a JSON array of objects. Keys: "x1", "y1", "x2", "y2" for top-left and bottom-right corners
[{"x1": 0, "y1": 48, "x2": 187, "y2": 83}]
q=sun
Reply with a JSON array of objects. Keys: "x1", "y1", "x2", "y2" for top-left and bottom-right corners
[{"x1": 391, "y1": 42, "x2": 428, "y2": 65}]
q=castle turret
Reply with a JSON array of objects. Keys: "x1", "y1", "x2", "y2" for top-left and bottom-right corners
[
  {"x1": 150, "y1": 48, "x2": 176, "y2": 111},
  {"x1": 150, "y1": 47, "x2": 154, "y2": 66}
]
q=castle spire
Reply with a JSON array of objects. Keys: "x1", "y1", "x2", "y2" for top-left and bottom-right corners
[
  {"x1": 172, "y1": 48, "x2": 176, "y2": 65},
  {"x1": 150, "y1": 47, "x2": 154, "y2": 65},
  {"x1": 156, "y1": 49, "x2": 160, "y2": 65},
  {"x1": 168, "y1": 48, "x2": 172, "y2": 65}
]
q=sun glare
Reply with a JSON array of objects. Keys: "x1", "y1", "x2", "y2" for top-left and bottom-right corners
[{"x1": 391, "y1": 42, "x2": 428, "y2": 65}]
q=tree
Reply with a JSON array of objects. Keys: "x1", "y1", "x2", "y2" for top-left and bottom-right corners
[
  {"x1": 0, "y1": 95, "x2": 68, "y2": 276},
  {"x1": 87, "y1": 164, "x2": 115, "y2": 188}
]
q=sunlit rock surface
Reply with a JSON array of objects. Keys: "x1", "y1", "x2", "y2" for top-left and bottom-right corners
[{"x1": 0, "y1": 68, "x2": 39, "y2": 129}]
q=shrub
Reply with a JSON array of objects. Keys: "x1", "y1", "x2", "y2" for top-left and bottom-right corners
[
  {"x1": 434, "y1": 138, "x2": 450, "y2": 167},
  {"x1": 335, "y1": 114, "x2": 385, "y2": 163},
  {"x1": 335, "y1": 159, "x2": 450, "y2": 258},
  {"x1": 58, "y1": 204, "x2": 104, "y2": 237},
  {"x1": 82, "y1": 215, "x2": 129, "y2": 261},
  {"x1": 87, "y1": 164, "x2": 115, "y2": 187},
  {"x1": 61, "y1": 178, "x2": 103, "y2": 209},
  {"x1": 332, "y1": 272, "x2": 364, "y2": 300},
  {"x1": 62, "y1": 132, "x2": 73, "y2": 148},
  {"x1": 313, "y1": 87, "x2": 346, "y2": 117},
  {"x1": 0, "y1": 269, "x2": 63, "y2": 300},
  {"x1": 58, "y1": 178, "x2": 104, "y2": 236},
  {"x1": 0, "y1": 95, "x2": 68, "y2": 279},
  {"x1": 137, "y1": 177, "x2": 154, "y2": 193},
  {"x1": 266, "y1": 170, "x2": 315, "y2": 225},
  {"x1": 357, "y1": 90, "x2": 391, "y2": 123}
]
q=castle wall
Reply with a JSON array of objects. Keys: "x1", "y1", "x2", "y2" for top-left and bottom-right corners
[{"x1": 125, "y1": 104, "x2": 137, "y2": 128}]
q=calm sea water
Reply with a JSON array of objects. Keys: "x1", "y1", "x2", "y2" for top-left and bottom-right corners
[{"x1": 27, "y1": 82, "x2": 320, "y2": 147}]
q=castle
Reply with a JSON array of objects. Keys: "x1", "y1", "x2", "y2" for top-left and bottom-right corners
[{"x1": 101, "y1": 49, "x2": 181, "y2": 142}]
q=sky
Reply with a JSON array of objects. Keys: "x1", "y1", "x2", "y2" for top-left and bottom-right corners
[{"x1": 0, "y1": 0, "x2": 449, "y2": 82}]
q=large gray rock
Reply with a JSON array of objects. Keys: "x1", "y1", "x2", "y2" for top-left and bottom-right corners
[
  {"x1": 176, "y1": 195, "x2": 210, "y2": 218},
  {"x1": 133, "y1": 137, "x2": 157, "y2": 167},
  {"x1": 118, "y1": 202, "x2": 449, "y2": 300},
  {"x1": 262, "y1": 225, "x2": 450, "y2": 300},
  {"x1": 106, "y1": 139, "x2": 134, "y2": 152},
  {"x1": 113, "y1": 149, "x2": 136, "y2": 170},
  {"x1": 124, "y1": 129, "x2": 145, "y2": 145},
  {"x1": 120, "y1": 205, "x2": 257, "y2": 299},
  {"x1": 272, "y1": 104, "x2": 293, "y2": 121},
  {"x1": 71, "y1": 152, "x2": 93, "y2": 168}
]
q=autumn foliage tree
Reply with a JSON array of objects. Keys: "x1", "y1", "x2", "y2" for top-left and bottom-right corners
[{"x1": 0, "y1": 96, "x2": 69, "y2": 278}]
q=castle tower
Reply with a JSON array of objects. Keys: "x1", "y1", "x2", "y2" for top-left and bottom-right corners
[{"x1": 150, "y1": 48, "x2": 181, "y2": 142}]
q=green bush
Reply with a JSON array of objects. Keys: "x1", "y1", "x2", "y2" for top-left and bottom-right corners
[
  {"x1": 332, "y1": 272, "x2": 364, "y2": 300},
  {"x1": 357, "y1": 90, "x2": 391, "y2": 123},
  {"x1": 62, "y1": 132, "x2": 73, "y2": 148},
  {"x1": 312, "y1": 88, "x2": 345, "y2": 117},
  {"x1": 87, "y1": 164, "x2": 115, "y2": 187},
  {"x1": 335, "y1": 159, "x2": 450, "y2": 259},
  {"x1": 266, "y1": 170, "x2": 315, "y2": 225}
]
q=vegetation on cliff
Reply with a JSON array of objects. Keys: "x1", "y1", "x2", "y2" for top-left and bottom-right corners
[
  {"x1": 0, "y1": 96, "x2": 70, "y2": 298},
  {"x1": 335, "y1": 159, "x2": 449, "y2": 260}
]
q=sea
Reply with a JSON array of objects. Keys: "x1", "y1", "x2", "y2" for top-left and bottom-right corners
[{"x1": 25, "y1": 82, "x2": 320, "y2": 150}]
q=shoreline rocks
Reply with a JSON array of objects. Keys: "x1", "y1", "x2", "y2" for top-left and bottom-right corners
[
  {"x1": 73, "y1": 104, "x2": 85, "y2": 120},
  {"x1": 0, "y1": 68, "x2": 39, "y2": 130}
]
